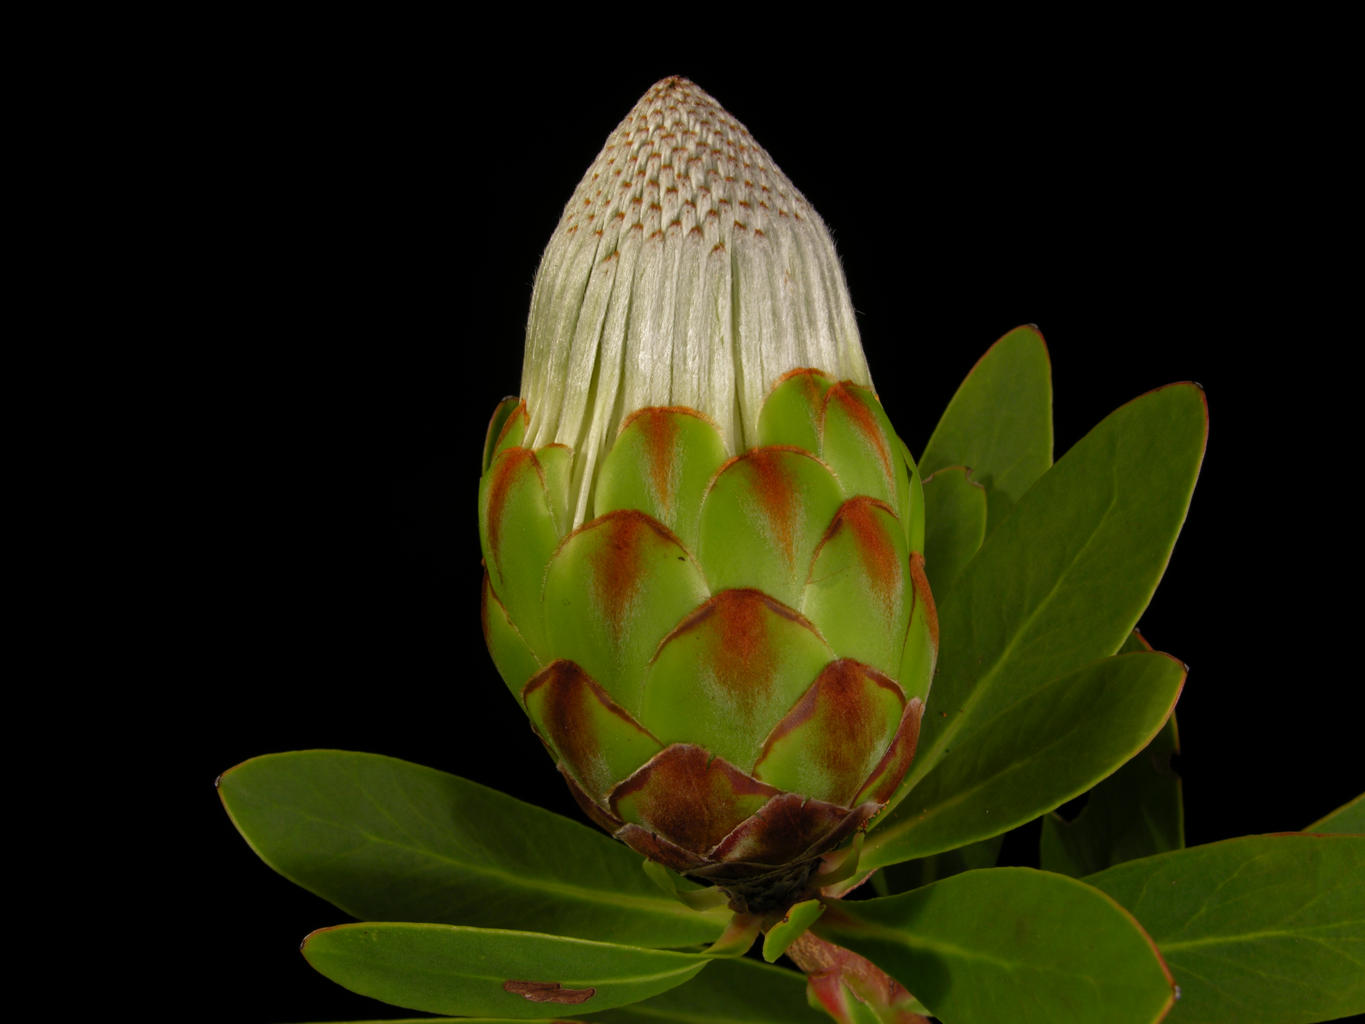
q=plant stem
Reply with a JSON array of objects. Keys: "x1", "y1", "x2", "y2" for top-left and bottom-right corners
[{"x1": 787, "y1": 931, "x2": 931, "y2": 1024}]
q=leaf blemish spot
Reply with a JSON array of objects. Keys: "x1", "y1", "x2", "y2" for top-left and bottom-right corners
[{"x1": 504, "y1": 979, "x2": 597, "y2": 1004}]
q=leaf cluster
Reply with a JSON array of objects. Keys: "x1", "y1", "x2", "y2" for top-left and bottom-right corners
[{"x1": 219, "y1": 328, "x2": 1364, "y2": 1023}]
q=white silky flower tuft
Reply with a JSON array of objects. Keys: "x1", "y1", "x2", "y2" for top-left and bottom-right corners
[{"x1": 521, "y1": 76, "x2": 872, "y2": 527}]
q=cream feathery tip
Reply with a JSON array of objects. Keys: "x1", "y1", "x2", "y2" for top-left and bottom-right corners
[{"x1": 521, "y1": 76, "x2": 871, "y2": 525}]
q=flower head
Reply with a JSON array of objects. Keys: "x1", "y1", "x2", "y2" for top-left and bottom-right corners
[
  {"x1": 480, "y1": 78, "x2": 932, "y2": 912},
  {"x1": 521, "y1": 76, "x2": 871, "y2": 525}
]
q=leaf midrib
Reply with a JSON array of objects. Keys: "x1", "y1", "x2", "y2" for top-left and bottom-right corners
[
  {"x1": 238, "y1": 786, "x2": 714, "y2": 925},
  {"x1": 844, "y1": 916, "x2": 1159, "y2": 986},
  {"x1": 1160, "y1": 924, "x2": 1365, "y2": 955}
]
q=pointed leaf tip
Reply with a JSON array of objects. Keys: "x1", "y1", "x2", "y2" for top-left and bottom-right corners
[{"x1": 921, "y1": 325, "x2": 1053, "y2": 532}]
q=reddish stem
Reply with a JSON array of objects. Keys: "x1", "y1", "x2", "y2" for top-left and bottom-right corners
[{"x1": 787, "y1": 931, "x2": 931, "y2": 1024}]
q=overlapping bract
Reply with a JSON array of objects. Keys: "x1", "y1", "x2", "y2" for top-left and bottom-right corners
[{"x1": 479, "y1": 369, "x2": 936, "y2": 905}]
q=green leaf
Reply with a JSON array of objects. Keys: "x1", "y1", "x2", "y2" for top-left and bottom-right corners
[
  {"x1": 287, "y1": 957, "x2": 865, "y2": 1023},
  {"x1": 291, "y1": 954, "x2": 822, "y2": 1023},
  {"x1": 1306, "y1": 791, "x2": 1365, "y2": 833},
  {"x1": 762, "y1": 899, "x2": 825, "y2": 962},
  {"x1": 864, "y1": 651, "x2": 1185, "y2": 869},
  {"x1": 920, "y1": 466, "x2": 987, "y2": 600},
  {"x1": 1040, "y1": 711, "x2": 1184, "y2": 876},
  {"x1": 874, "y1": 834, "x2": 1003, "y2": 895},
  {"x1": 217, "y1": 750, "x2": 727, "y2": 947},
  {"x1": 1085, "y1": 834, "x2": 1365, "y2": 1023},
  {"x1": 817, "y1": 867, "x2": 1174, "y2": 1024},
  {"x1": 580, "y1": 956, "x2": 830, "y2": 1023},
  {"x1": 919, "y1": 324, "x2": 1053, "y2": 531},
  {"x1": 895, "y1": 382, "x2": 1206, "y2": 803},
  {"x1": 301, "y1": 923, "x2": 707, "y2": 1019}
]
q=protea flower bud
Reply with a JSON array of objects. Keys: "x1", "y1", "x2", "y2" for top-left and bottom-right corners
[{"x1": 478, "y1": 77, "x2": 935, "y2": 912}]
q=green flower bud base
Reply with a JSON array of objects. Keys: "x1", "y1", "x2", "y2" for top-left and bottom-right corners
[{"x1": 479, "y1": 371, "x2": 936, "y2": 911}]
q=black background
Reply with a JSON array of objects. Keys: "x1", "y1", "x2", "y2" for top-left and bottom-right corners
[{"x1": 168, "y1": 40, "x2": 1359, "y2": 1023}]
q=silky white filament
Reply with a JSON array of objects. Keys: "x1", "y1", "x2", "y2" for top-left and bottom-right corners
[{"x1": 521, "y1": 76, "x2": 871, "y2": 527}]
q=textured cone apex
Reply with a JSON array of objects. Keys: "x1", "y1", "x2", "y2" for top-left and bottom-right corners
[{"x1": 521, "y1": 76, "x2": 871, "y2": 527}]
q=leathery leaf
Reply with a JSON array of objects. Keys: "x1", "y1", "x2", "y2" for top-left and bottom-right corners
[
  {"x1": 1086, "y1": 834, "x2": 1365, "y2": 1024},
  {"x1": 817, "y1": 867, "x2": 1174, "y2": 1024},
  {"x1": 919, "y1": 324, "x2": 1053, "y2": 531},
  {"x1": 864, "y1": 651, "x2": 1185, "y2": 869},
  {"x1": 301, "y1": 923, "x2": 707, "y2": 1019},
  {"x1": 893, "y1": 382, "x2": 1206, "y2": 807},
  {"x1": 919, "y1": 465, "x2": 986, "y2": 601},
  {"x1": 1041, "y1": 710, "x2": 1184, "y2": 877},
  {"x1": 218, "y1": 750, "x2": 727, "y2": 947}
]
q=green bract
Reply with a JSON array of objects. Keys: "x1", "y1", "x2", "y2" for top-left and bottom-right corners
[{"x1": 479, "y1": 376, "x2": 935, "y2": 909}]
